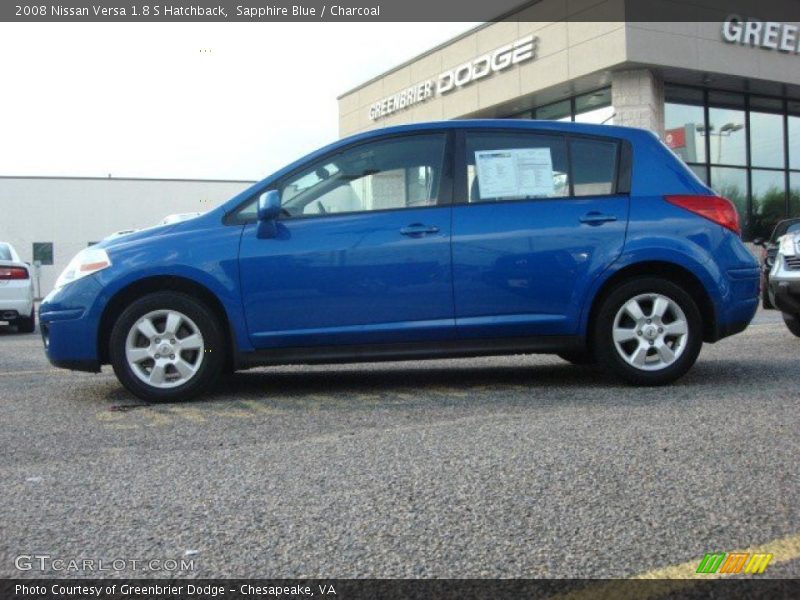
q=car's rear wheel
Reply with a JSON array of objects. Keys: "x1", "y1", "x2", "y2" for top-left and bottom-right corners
[
  {"x1": 593, "y1": 278, "x2": 702, "y2": 386},
  {"x1": 16, "y1": 308, "x2": 35, "y2": 334},
  {"x1": 782, "y1": 312, "x2": 800, "y2": 337},
  {"x1": 109, "y1": 292, "x2": 224, "y2": 401}
]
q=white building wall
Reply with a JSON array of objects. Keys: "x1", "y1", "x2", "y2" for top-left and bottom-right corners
[{"x1": 0, "y1": 177, "x2": 253, "y2": 296}]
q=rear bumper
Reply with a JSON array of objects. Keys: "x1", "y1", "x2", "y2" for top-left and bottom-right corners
[
  {"x1": 711, "y1": 267, "x2": 759, "y2": 342},
  {"x1": 0, "y1": 298, "x2": 33, "y2": 320}
]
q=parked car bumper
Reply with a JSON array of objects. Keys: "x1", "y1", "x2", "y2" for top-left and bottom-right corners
[
  {"x1": 0, "y1": 285, "x2": 34, "y2": 321},
  {"x1": 0, "y1": 300, "x2": 33, "y2": 321},
  {"x1": 770, "y1": 278, "x2": 800, "y2": 315}
]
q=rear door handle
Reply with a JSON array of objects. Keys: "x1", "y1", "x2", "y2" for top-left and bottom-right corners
[
  {"x1": 579, "y1": 212, "x2": 618, "y2": 225},
  {"x1": 400, "y1": 224, "x2": 440, "y2": 236}
]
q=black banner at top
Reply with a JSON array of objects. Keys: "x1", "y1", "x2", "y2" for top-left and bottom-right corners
[{"x1": 2, "y1": 0, "x2": 800, "y2": 22}]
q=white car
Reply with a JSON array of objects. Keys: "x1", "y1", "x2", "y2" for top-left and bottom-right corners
[
  {"x1": 768, "y1": 231, "x2": 800, "y2": 337},
  {"x1": 0, "y1": 242, "x2": 35, "y2": 333}
]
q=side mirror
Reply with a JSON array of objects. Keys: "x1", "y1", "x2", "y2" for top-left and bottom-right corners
[
  {"x1": 257, "y1": 190, "x2": 282, "y2": 221},
  {"x1": 752, "y1": 237, "x2": 766, "y2": 247}
]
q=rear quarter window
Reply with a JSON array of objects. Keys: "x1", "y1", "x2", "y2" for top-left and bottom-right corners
[{"x1": 569, "y1": 137, "x2": 619, "y2": 196}]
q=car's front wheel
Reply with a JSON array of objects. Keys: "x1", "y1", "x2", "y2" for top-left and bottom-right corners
[
  {"x1": 782, "y1": 312, "x2": 800, "y2": 337},
  {"x1": 762, "y1": 281, "x2": 774, "y2": 309},
  {"x1": 593, "y1": 278, "x2": 703, "y2": 386},
  {"x1": 16, "y1": 308, "x2": 35, "y2": 333},
  {"x1": 109, "y1": 292, "x2": 225, "y2": 401}
]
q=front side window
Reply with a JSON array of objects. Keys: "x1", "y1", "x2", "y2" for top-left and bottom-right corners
[{"x1": 279, "y1": 134, "x2": 447, "y2": 217}]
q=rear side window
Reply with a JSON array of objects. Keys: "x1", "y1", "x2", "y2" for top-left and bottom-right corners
[
  {"x1": 465, "y1": 132, "x2": 569, "y2": 203},
  {"x1": 463, "y1": 131, "x2": 622, "y2": 203},
  {"x1": 0, "y1": 244, "x2": 11, "y2": 261},
  {"x1": 570, "y1": 137, "x2": 619, "y2": 196}
]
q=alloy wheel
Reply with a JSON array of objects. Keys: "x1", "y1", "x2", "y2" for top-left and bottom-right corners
[
  {"x1": 124, "y1": 309, "x2": 205, "y2": 389},
  {"x1": 611, "y1": 293, "x2": 689, "y2": 372}
]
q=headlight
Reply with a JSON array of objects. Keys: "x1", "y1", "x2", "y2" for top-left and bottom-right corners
[
  {"x1": 55, "y1": 247, "x2": 112, "y2": 289},
  {"x1": 778, "y1": 235, "x2": 797, "y2": 258}
]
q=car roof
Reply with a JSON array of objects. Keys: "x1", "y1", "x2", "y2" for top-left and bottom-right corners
[{"x1": 343, "y1": 119, "x2": 643, "y2": 143}]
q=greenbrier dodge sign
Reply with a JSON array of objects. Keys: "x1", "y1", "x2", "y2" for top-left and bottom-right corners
[{"x1": 368, "y1": 34, "x2": 538, "y2": 121}]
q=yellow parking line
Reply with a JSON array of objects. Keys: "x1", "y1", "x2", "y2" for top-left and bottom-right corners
[
  {"x1": 553, "y1": 531, "x2": 800, "y2": 600},
  {"x1": 634, "y1": 531, "x2": 800, "y2": 579}
]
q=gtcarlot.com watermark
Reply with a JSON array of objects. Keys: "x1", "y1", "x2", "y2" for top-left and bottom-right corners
[{"x1": 15, "y1": 553, "x2": 196, "y2": 572}]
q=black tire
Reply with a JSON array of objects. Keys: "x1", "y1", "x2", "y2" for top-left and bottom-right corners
[
  {"x1": 557, "y1": 350, "x2": 595, "y2": 365},
  {"x1": 593, "y1": 277, "x2": 703, "y2": 386},
  {"x1": 16, "y1": 308, "x2": 35, "y2": 334},
  {"x1": 109, "y1": 292, "x2": 225, "y2": 402},
  {"x1": 782, "y1": 313, "x2": 800, "y2": 337},
  {"x1": 762, "y1": 284, "x2": 774, "y2": 310}
]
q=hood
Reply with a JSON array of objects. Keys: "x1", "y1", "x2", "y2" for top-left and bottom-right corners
[{"x1": 97, "y1": 208, "x2": 224, "y2": 252}]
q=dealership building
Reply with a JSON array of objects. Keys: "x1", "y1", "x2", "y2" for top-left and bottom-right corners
[{"x1": 338, "y1": 2, "x2": 800, "y2": 242}]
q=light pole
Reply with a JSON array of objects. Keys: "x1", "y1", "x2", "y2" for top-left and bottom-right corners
[{"x1": 696, "y1": 122, "x2": 744, "y2": 163}]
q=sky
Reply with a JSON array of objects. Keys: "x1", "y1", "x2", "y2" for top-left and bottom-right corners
[{"x1": 0, "y1": 22, "x2": 477, "y2": 181}]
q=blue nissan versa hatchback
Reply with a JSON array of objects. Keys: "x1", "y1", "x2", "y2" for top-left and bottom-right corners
[{"x1": 40, "y1": 121, "x2": 759, "y2": 401}]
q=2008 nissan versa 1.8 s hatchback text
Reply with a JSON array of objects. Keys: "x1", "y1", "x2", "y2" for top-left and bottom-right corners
[{"x1": 39, "y1": 121, "x2": 760, "y2": 401}]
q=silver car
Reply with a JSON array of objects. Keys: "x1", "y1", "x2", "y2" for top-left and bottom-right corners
[
  {"x1": 769, "y1": 231, "x2": 800, "y2": 337},
  {"x1": 0, "y1": 242, "x2": 35, "y2": 333}
]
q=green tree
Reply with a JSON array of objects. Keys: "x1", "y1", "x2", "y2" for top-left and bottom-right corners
[{"x1": 752, "y1": 186, "x2": 786, "y2": 240}]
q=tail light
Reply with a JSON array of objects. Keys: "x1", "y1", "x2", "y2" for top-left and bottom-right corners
[
  {"x1": 664, "y1": 194, "x2": 741, "y2": 236},
  {"x1": 0, "y1": 266, "x2": 29, "y2": 280}
]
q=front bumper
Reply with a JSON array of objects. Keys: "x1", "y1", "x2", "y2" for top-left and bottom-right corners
[
  {"x1": 769, "y1": 278, "x2": 800, "y2": 315},
  {"x1": 768, "y1": 253, "x2": 800, "y2": 315},
  {"x1": 39, "y1": 277, "x2": 104, "y2": 372}
]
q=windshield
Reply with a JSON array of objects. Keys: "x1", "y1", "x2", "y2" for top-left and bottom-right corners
[{"x1": 772, "y1": 219, "x2": 800, "y2": 242}]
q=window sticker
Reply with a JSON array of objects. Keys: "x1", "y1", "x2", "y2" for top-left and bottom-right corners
[{"x1": 475, "y1": 148, "x2": 555, "y2": 199}]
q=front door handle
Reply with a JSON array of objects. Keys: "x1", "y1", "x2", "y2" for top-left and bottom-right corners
[
  {"x1": 400, "y1": 224, "x2": 440, "y2": 236},
  {"x1": 579, "y1": 212, "x2": 618, "y2": 225}
]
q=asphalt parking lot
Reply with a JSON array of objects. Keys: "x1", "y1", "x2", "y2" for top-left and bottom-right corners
[{"x1": 0, "y1": 309, "x2": 798, "y2": 580}]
